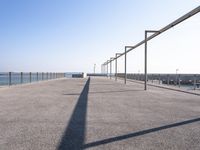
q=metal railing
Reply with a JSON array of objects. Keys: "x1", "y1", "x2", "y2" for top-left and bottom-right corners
[
  {"x1": 116, "y1": 73, "x2": 200, "y2": 90},
  {"x1": 0, "y1": 72, "x2": 65, "y2": 86}
]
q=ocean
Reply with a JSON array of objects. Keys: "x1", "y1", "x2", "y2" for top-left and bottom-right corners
[
  {"x1": 0, "y1": 72, "x2": 199, "y2": 91},
  {"x1": 0, "y1": 72, "x2": 57, "y2": 86},
  {"x1": 0, "y1": 72, "x2": 83, "y2": 86}
]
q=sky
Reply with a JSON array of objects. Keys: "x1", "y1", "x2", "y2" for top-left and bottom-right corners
[{"x1": 0, "y1": 0, "x2": 199, "y2": 73}]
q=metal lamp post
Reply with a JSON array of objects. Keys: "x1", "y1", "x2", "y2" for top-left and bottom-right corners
[
  {"x1": 144, "y1": 30, "x2": 160, "y2": 90},
  {"x1": 107, "y1": 60, "x2": 109, "y2": 78},
  {"x1": 115, "y1": 53, "x2": 121, "y2": 81},
  {"x1": 124, "y1": 46, "x2": 134, "y2": 84},
  {"x1": 110, "y1": 57, "x2": 114, "y2": 79}
]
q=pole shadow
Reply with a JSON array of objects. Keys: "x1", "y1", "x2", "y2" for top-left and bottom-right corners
[
  {"x1": 57, "y1": 77, "x2": 200, "y2": 149},
  {"x1": 63, "y1": 89, "x2": 143, "y2": 96},
  {"x1": 83, "y1": 117, "x2": 200, "y2": 149},
  {"x1": 57, "y1": 78, "x2": 90, "y2": 150}
]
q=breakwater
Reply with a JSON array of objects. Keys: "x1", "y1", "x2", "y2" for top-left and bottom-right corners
[{"x1": 116, "y1": 73, "x2": 200, "y2": 89}]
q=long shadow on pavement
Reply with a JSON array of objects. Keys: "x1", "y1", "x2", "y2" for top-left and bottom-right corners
[
  {"x1": 58, "y1": 77, "x2": 200, "y2": 149},
  {"x1": 83, "y1": 117, "x2": 200, "y2": 149},
  {"x1": 57, "y1": 78, "x2": 90, "y2": 150},
  {"x1": 63, "y1": 89, "x2": 142, "y2": 96}
]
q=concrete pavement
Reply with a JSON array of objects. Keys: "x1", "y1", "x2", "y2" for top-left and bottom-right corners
[{"x1": 0, "y1": 77, "x2": 200, "y2": 150}]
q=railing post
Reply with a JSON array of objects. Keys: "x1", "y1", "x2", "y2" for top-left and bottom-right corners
[
  {"x1": 139, "y1": 74, "x2": 141, "y2": 81},
  {"x1": 167, "y1": 74, "x2": 170, "y2": 85},
  {"x1": 159, "y1": 74, "x2": 161, "y2": 84},
  {"x1": 175, "y1": 74, "x2": 178, "y2": 86},
  {"x1": 178, "y1": 74, "x2": 181, "y2": 88},
  {"x1": 9, "y1": 72, "x2": 11, "y2": 86},
  {"x1": 37, "y1": 72, "x2": 39, "y2": 81},
  {"x1": 194, "y1": 74, "x2": 196, "y2": 90},
  {"x1": 29, "y1": 72, "x2": 32, "y2": 83},
  {"x1": 21, "y1": 72, "x2": 23, "y2": 84}
]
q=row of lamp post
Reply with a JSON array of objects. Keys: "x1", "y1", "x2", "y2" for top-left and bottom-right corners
[
  {"x1": 101, "y1": 38, "x2": 151, "y2": 91},
  {"x1": 100, "y1": 30, "x2": 163, "y2": 91},
  {"x1": 100, "y1": 6, "x2": 200, "y2": 90},
  {"x1": 100, "y1": 30, "x2": 160, "y2": 91}
]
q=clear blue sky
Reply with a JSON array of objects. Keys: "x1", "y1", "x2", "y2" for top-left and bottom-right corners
[{"x1": 0, "y1": 0, "x2": 199, "y2": 73}]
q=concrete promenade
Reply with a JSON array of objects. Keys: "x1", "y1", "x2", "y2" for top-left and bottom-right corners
[{"x1": 0, "y1": 77, "x2": 200, "y2": 150}]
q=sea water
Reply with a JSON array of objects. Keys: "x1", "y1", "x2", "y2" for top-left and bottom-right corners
[
  {"x1": 0, "y1": 72, "x2": 82, "y2": 86},
  {"x1": 0, "y1": 72, "x2": 50, "y2": 86}
]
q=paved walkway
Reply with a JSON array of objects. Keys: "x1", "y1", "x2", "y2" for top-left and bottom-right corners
[{"x1": 0, "y1": 77, "x2": 200, "y2": 150}]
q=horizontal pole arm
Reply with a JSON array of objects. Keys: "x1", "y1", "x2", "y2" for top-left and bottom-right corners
[{"x1": 109, "y1": 6, "x2": 200, "y2": 61}]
